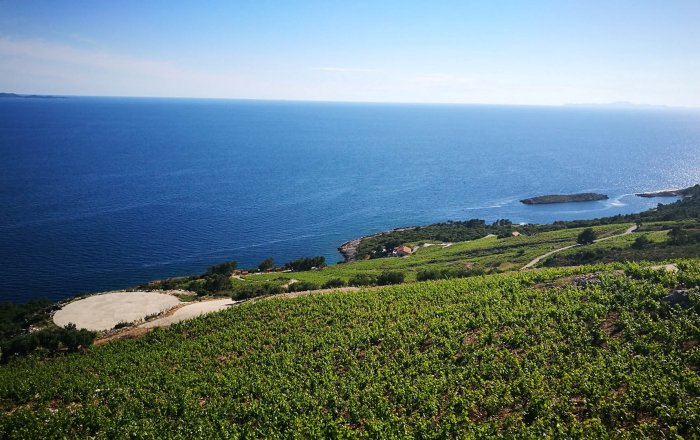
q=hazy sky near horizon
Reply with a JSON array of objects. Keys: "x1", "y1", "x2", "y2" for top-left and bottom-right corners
[{"x1": 1, "y1": 1, "x2": 699, "y2": 106}]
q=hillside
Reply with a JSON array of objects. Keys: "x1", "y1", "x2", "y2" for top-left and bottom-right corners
[
  {"x1": 1, "y1": 262, "x2": 699, "y2": 438},
  {"x1": 1, "y1": 188, "x2": 698, "y2": 437}
]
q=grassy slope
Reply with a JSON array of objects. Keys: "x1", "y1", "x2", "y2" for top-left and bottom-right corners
[
  {"x1": 1, "y1": 261, "x2": 699, "y2": 438},
  {"x1": 544, "y1": 221, "x2": 700, "y2": 267},
  {"x1": 240, "y1": 224, "x2": 632, "y2": 287}
]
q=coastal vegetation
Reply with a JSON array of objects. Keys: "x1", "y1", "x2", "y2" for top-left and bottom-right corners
[
  {"x1": 285, "y1": 256, "x2": 326, "y2": 271},
  {"x1": 0, "y1": 325, "x2": 95, "y2": 363},
  {"x1": 0, "y1": 299, "x2": 97, "y2": 363}
]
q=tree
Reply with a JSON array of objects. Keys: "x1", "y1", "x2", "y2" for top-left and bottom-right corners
[
  {"x1": 631, "y1": 235, "x2": 651, "y2": 249},
  {"x1": 576, "y1": 228, "x2": 596, "y2": 245},
  {"x1": 206, "y1": 260, "x2": 237, "y2": 276},
  {"x1": 203, "y1": 274, "x2": 231, "y2": 293},
  {"x1": 258, "y1": 258, "x2": 274, "y2": 271},
  {"x1": 667, "y1": 226, "x2": 689, "y2": 245},
  {"x1": 284, "y1": 256, "x2": 326, "y2": 271}
]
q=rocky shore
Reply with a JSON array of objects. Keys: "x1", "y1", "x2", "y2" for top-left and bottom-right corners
[
  {"x1": 520, "y1": 193, "x2": 608, "y2": 205},
  {"x1": 636, "y1": 184, "x2": 699, "y2": 198}
]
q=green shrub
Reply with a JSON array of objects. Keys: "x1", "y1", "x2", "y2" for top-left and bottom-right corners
[
  {"x1": 631, "y1": 234, "x2": 652, "y2": 249},
  {"x1": 348, "y1": 273, "x2": 377, "y2": 286},
  {"x1": 205, "y1": 260, "x2": 238, "y2": 276},
  {"x1": 230, "y1": 283, "x2": 283, "y2": 300},
  {"x1": 577, "y1": 228, "x2": 596, "y2": 245},
  {"x1": 287, "y1": 281, "x2": 321, "y2": 292},
  {"x1": 322, "y1": 278, "x2": 346, "y2": 289},
  {"x1": 377, "y1": 271, "x2": 405, "y2": 285},
  {"x1": 0, "y1": 325, "x2": 96, "y2": 363},
  {"x1": 202, "y1": 274, "x2": 232, "y2": 294}
]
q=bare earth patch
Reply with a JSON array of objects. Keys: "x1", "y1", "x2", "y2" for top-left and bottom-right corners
[
  {"x1": 140, "y1": 298, "x2": 238, "y2": 328},
  {"x1": 53, "y1": 291, "x2": 181, "y2": 331}
]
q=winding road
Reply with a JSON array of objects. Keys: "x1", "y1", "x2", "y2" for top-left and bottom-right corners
[{"x1": 520, "y1": 224, "x2": 638, "y2": 270}]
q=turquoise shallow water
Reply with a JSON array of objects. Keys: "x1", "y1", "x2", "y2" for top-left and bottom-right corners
[{"x1": 1, "y1": 98, "x2": 699, "y2": 302}]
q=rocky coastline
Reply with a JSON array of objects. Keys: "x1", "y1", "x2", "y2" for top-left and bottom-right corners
[
  {"x1": 338, "y1": 226, "x2": 417, "y2": 262},
  {"x1": 635, "y1": 184, "x2": 699, "y2": 198}
]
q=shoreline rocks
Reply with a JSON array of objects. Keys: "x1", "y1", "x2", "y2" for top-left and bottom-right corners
[{"x1": 635, "y1": 184, "x2": 699, "y2": 198}]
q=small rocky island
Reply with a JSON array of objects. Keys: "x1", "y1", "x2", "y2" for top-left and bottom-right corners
[{"x1": 520, "y1": 193, "x2": 609, "y2": 205}]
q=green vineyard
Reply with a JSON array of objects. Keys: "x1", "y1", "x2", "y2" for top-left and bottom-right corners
[{"x1": 1, "y1": 261, "x2": 699, "y2": 438}]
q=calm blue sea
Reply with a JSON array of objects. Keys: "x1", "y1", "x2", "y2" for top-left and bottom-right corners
[{"x1": 1, "y1": 97, "x2": 699, "y2": 302}]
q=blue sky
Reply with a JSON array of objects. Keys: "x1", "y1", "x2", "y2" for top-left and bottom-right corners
[{"x1": 1, "y1": 0, "x2": 698, "y2": 106}]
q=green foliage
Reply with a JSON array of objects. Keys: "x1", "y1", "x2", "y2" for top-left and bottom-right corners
[
  {"x1": 1, "y1": 262, "x2": 699, "y2": 437},
  {"x1": 576, "y1": 228, "x2": 596, "y2": 245},
  {"x1": 348, "y1": 273, "x2": 378, "y2": 286},
  {"x1": 376, "y1": 271, "x2": 405, "y2": 285},
  {"x1": 0, "y1": 300, "x2": 54, "y2": 341},
  {"x1": 202, "y1": 274, "x2": 232, "y2": 294},
  {"x1": 230, "y1": 282, "x2": 284, "y2": 300},
  {"x1": 285, "y1": 256, "x2": 326, "y2": 271},
  {"x1": 356, "y1": 219, "x2": 526, "y2": 259},
  {"x1": 668, "y1": 226, "x2": 700, "y2": 246},
  {"x1": 545, "y1": 225, "x2": 700, "y2": 267},
  {"x1": 258, "y1": 258, "x2": 274, "y2": 271},
  {"x1": 631, "y1": 234, "x2": 652, "y2": 249},
  {"x1": 205, "y1": 260, "x2": 237, "y2": 276},
  {"x1": 0, "y1": 325, "x2": 95, "y2": 363},
  {"x1": 322, "y1": 278, "x2": 346, "y2": 289},
  {"x1": 287, "y1": 281, "x2": 321, "y2": 292},
  {"x1": 416, "y1": 267, "x2": 486, "y2": 281}
]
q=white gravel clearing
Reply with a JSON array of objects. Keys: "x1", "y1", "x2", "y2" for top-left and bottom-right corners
[
  {"x1": 140, "y1": 299, "x2": 237, "y2": 328},
  {"x1": 53, "y1": 291, "x2": 181, "y2": 331}
]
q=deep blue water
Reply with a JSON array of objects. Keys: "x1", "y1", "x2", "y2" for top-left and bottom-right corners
[{"x1": 1, "y1": 97, "x2": 699, "y2": 302}]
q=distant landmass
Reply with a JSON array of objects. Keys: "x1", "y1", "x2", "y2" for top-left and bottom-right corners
[
  {"x1": 520, "y1": 193, "x2": 609, "y2": 205},
  {"x1": 564, "y1": 101, "x2": 669, "y2": 110},
  {"x1": 0, "y1": 92, "x2": 64, "y2": 99},
  {"x1": 636, "y1": 184, "x2": 700, "y2": 198}
]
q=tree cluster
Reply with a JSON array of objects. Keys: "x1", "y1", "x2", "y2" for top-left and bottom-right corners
[
  {"x1": 1, "y1": 324, "x2": 96, "y2": 363},
  {"x1": 284, "y1": 256, "x2": 326, "y2": 271}
]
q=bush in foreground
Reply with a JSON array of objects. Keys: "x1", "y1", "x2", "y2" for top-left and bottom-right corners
[{"x1": 0, "y1": 324, "x2": 96, "y2": 363}]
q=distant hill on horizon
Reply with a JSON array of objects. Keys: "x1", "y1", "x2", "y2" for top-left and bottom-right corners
[{"x1": 0, "y1": 92, "x2": 64, "y2": 99}]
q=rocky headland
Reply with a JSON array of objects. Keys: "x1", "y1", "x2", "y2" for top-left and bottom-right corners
[{"x1": 635, "y1": 184, "x2": 700, "y2": 198}]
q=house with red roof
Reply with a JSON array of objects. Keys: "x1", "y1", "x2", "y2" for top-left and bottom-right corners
[{"x1": 394, "y1": 245, "x2": 414, "y2": 256}]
